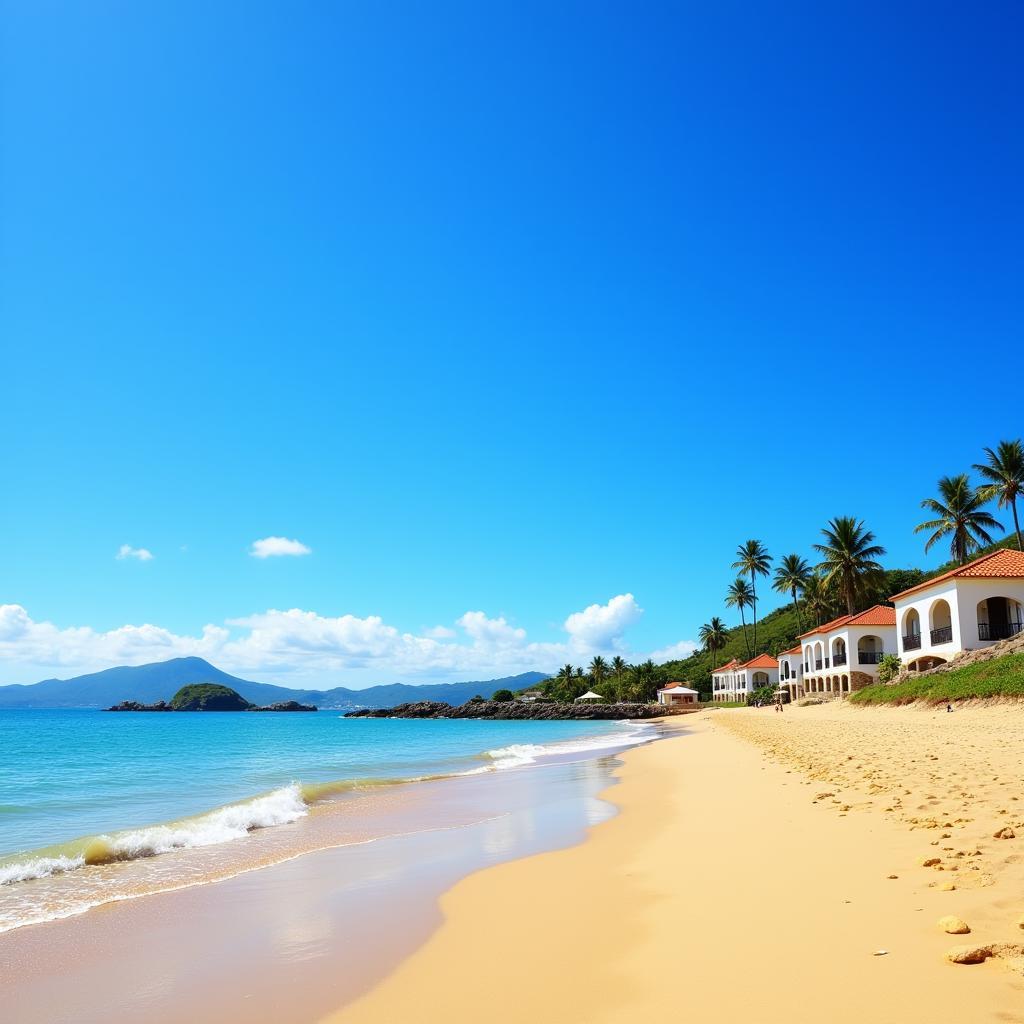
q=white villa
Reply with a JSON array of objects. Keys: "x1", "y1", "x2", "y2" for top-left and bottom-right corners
[
  {"x1": 711, "y1": 653, "x2": 779, "y2": 703},
  {"x1": 892, "y1": 548, "x2": 1024, "y2": 671},
  {"x1": 656, "y1": 682, "x2": 699, "y2": 706},
  {"x1": 799, "y1": 604, "x2": 897, "y2": 696},
  {"x1": 777, "y1": 643, "x2": 804, "y2": 701}
]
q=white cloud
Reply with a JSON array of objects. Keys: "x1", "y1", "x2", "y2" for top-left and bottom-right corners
[
  {"x1": 249, "y1": 536, "x2": 312, "y2": 559},
  {"x1": 0, "y1": 593, "x2": 666, "y2": 688},
  {"x1": 423, "y1": 625, "x2": 456, "y2": 639},
  {"x1": 563, "y1": 593, "x2": 643, "y2": 653},
  {"x1": 116, "y1": 545, "x2": 154, "y2": 562},
  {"x1": 456, "y1": 611, "x2": 527, "y2": 646}
]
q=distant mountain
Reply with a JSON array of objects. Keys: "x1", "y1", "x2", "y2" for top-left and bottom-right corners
[{"x1": 0, "y1": 657, "x2": 549, "y2": 710}]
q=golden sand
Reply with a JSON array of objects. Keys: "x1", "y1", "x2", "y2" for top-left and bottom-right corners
[{"x1": 327, "y1": 705, "x2": 1024, "y2": 1024}]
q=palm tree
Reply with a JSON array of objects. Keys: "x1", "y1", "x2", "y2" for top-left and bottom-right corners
[
  {"x1": 732, "y1": 540, "x2": 772, "y2": 652},
  {"x1": 698, "y1": 617, "x2": 729, "y2": 670},
  {"x1": 813, "y1": 516, "x2": 886, "y2": 615},
  {"x1": 772, "y1": 554, "x2": 811, "y2": 631},
  {"x1": 974, "y1": 439, "x2": 1024, "y2": 551},
  {"x1": 725, "y1": 577, "x2": 754, "y2": 657},
  {"x1": 588, "y1": 656, "x2": 608, "y2": 690},
  {"x1": 915, "y1": 474, "x2": 1003, "y2": 565},
  {"x1": 610, "y1": 655, "x2": 628, "y2": 681},
  {"x1": 801, "y1": 574, "x2": 832, "y2": 627}
]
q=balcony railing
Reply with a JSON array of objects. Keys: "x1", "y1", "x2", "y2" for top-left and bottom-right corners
[
  {"x1": 903, "y1": 633, "x2": 922, "y2": 651},
  {"x1": 814, "y1": 659, "x2": 823, "y2": 670},
  {"x1": 832, "y1": 653, "x2": 847, "y2": 666},
  {"x1": 930, "y1": 625, "x2": 953, "y2": 645},
  {"x1": 978, "y1": 622, "x2": 1024, "y2": 642},
  {"x1": 858, "y1": 651, "x2": 884, "y2": 665}
]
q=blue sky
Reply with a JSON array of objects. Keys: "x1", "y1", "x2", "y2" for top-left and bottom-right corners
[{"x1": 2, "y1": 2, "x2": 1022, "y2": 686}]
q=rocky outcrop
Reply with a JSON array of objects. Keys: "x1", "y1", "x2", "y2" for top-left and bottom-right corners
[
  {"x1": 249, "y1": 700, "x2": 317, "y2": 712},
  {"x1": 345, "y1": 700, "x2": 690, "y2": 721},
  {"x1": 106, "y1": 700, "x2": 174, "y2": 712},
  {"x1": 107, "y1": 689, "x2": 317, "y2": 712}
]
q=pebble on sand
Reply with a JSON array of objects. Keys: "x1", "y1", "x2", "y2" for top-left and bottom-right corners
[{"x1": 938, "y1": 916, "x2": 970, "y2": 935}]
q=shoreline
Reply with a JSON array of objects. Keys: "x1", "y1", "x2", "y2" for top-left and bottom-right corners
[
  {"x1": 328, "y1": 705, "x2": 1024, "y2": 1024},
  {"x1": 1, "y1": 742, "x2": 641, "y2": 1024}
]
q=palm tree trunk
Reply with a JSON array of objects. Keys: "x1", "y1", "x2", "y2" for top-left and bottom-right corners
[
  {"x1": 792, "y1": 585, "x2": 802, "y2": 631},
  {"x1": 750, "y1": 570, "x2": 757, "y2": 653},
  {"x1": 739, "y1": 608, "x2": 751, "y2": 658},
  {"x1": 1013, "y1": 498, "x2": 1022, "y2": 552}
]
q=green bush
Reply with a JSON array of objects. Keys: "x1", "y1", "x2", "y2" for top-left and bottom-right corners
[
  {"x1": 747, "y1": 685, "x2": 777, "y2": 707},
  {"x1": 491, "y1": 688, "x2": 514, "y2": 703},
  {"x1": 877, "y1": 654, "x2": 902, "y2": 684}
]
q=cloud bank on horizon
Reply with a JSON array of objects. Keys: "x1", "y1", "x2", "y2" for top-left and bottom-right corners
[{"x1": 0, "y1": 595, "x2": 697, "y2": 688}]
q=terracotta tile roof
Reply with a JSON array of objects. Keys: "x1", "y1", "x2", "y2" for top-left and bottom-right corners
[
  {"x1": 741, "y1": 653, "x2": 780, "y2": 669},
  {"x1": 842, "y1": 604, "x2": 896, "y2": 627},
  {"x1": 711, "y1": 658, "x2": 740, "y2": 674},
  {"x1": 890, "y1": 548, "x2": 1024, "y2": 601},
  {"x1": 661, "y1": 681, "x2": 693, "y2": 690},
  {"x1": 798, "y1": 604, "x2": 896, "y2": 638},
  {"x1": 779, "y1": 644, "x2": 803, "y2": 656}
]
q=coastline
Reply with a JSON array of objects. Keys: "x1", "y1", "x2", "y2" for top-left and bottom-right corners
[
  {"x1": 1, "y1": 740, "x2": 640, "y2": 1024},
  {"x1": 328, "y1": 706, "x2": 1024, "y2": 1024}
]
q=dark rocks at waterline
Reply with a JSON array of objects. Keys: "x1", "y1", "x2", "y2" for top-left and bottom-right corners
[
  {"x1": 106, "y1": 700, "x2": 174, "y2": 712},
  {"x1": 345, "y1": 700, "x2": 690, "y2": 721},
  {"x1": 105, "y1": 699, "x2": 318, "y2": 712},
  {"x1": 248, "y1": 700, "x2": 318, "y2": 712}
]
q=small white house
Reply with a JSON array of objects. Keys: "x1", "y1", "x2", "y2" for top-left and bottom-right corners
[
  {"x1": 656, "y1": 682, "x2": 699, "y2": 706},
  {"x1": 892, "y1": 548, "x2": 1024, "y2": 671},
  {"x1": 710, "y1": 654, "x2": 779, "y2": 702},
  {"x1": 710, "y1": 658, "x2": 741, "y2": 702},
  {"x1": 777, "y1": 644, "x2": 804, "y2": 700},
  {"x1": 800, "y1": 604, "x2": 897, "y2": 696}
]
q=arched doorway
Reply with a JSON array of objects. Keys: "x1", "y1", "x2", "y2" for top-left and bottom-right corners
[
  {"x1": 977, "y1": 597, "x2": 1024, "y2": 642},
  {"x1": 902, "y1": 608, "x2": 921, "y2": 651},
  {"x1": 858, "y1": 635, "x2": 884, "y2": 665},
  {"x1": 929, "y1": 599, "x2": 953, "y2": 646}
]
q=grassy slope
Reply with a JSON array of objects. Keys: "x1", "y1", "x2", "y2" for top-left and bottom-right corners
[{"x1": 850, "y1": 653, "x2": 1024, "y2": 705}]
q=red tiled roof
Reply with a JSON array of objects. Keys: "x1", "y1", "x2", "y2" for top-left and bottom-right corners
[
  {"x1": 742, "y1": 653, "x2": 780, "y2": 669},
  {"x1": 843, "y1": 604, "x2": 896, "y2": 627},
  {"x1": 890, "y1": 548, "x2": 1024, "y2": 601},
  {"x1": 798, "y1": 604, "x2": 895, "y2": 638},
  {"x1": 711, "y1": 658, "x2": 740, "y2": 674},
  {"x1": 779, "y1": 644, "x2": 803, "y2": 656},
  {"x1": 661, "y1": 681, "x2": 693, "y2": 690}
]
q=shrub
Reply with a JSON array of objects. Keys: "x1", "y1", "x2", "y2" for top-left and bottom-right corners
[
  {"x1": 877, "y1": 654, "x2": 902, "y2": 685},
  {"x1": 747, "y1": 685, "x2": 777, "y2": 707},
  {"x1": 491, "y1": 689, "x2": 514, "y2": 703}
]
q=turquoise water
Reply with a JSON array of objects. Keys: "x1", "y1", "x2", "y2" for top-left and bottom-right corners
[{"x1": 0, "y1": 709, "x2": 646, "y2": 863}]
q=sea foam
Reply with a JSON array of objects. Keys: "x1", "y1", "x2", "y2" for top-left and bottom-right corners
[{"x1": 486, "y1": 720, "x2": 656, "y2": 769}]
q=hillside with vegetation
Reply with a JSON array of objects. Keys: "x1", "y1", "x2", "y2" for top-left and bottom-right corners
[{"x1": 531, "y1": 437, "x2": 1023, "y2": 704}]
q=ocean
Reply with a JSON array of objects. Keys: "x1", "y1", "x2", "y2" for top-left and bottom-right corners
[{"x1": 0, "y1": 708, "x2": 657, "y2": 933}]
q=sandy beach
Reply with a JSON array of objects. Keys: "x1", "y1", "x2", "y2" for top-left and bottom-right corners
[{"x1": 329, "y1": 704, "x2": 1024, "y2": 1024}]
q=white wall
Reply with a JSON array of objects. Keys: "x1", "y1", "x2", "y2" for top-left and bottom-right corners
[{"x1": 896, "y1": 577, "x2": 1024, "y2": 665}]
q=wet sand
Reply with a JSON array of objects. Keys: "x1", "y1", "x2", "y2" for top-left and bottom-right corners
[
  {"x1": 0, "y1": 754, "x2": 621, "y2": 1024},
  {"x1": 328, "y1": 705, "x2": 1024, "y2": 1024}
]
